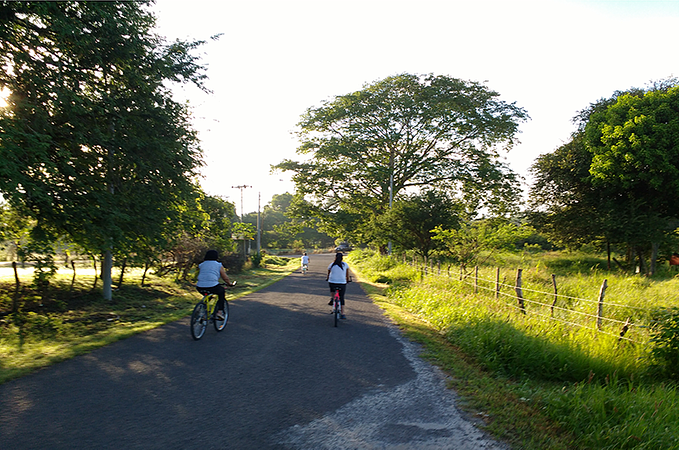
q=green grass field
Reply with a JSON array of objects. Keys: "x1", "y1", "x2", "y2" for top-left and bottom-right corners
[{"x1": 347, "y1": 249, "x2": 679, "y2": 450}]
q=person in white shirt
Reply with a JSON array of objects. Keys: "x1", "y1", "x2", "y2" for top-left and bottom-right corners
[
  {"x1": 326, "y1": 252, "x2": 351, "y2": 319},
  {"x1": 196, "y1": 250, "x2": 234, "y2": 320},
  {"x1": 301, "y1": 252, "x2": 309, "y2": 272}
]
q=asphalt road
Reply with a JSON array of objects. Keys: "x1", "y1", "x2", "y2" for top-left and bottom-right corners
[{"x1": 0, "y1": 253, "x2": 507, "y2": 449}]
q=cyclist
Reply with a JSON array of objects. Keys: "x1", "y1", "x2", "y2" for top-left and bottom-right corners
[
  {"x1": 196, "y1": 250, "x2": 234, "y2": 320},
  {"x1": 301, "y1": 252, "x2": 309, "y2": 272},
  {"x1": 326, "y1": 252, "x2": 350, "y2": 319}
]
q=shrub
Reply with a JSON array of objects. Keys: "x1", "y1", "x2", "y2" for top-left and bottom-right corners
[
  {"x1": 649, "y1": 307, "x2": 679, "y2": 379},
  {"x1": 250, "y1": 253, "x2": 263, "y2": 268}
]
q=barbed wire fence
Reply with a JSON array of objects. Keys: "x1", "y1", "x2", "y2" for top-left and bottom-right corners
[{"x1": 404, "y1": 258, "x2": 650, "y2": 344}]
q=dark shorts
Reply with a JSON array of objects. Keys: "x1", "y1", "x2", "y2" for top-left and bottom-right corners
[
  {"x1": 328, "y1": 283, "x2": 347, "y2": 305},
  {"x1": 196, "y1": 285, "x2": 226, "y2": 309}
]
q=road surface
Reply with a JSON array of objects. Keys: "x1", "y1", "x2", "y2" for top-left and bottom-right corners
[{"x1": 0, "y1": 253, "x2": 507, "y2": 449}]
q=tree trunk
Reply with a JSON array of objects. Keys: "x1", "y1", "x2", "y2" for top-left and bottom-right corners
[
  {"x1": 141, "y1": 261, "x2": 150, "y2": 287},
  {"x1": 117, "y1": 258, "x2": 127, "y2": 287},
  {"x1": 91, "y1": 254, "x2": 98, "y2": 290},
  {"x1": 650, "y1": 242, "x2": 659, "y2": 276},
  {"x1": 103, "y1": 250, "x2": 113, "y2": 301},
  {"x1": 637, "y1": 247, "x2": 646, "y2": 276}
]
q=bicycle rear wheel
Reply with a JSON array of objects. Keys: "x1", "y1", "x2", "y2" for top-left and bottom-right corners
[
  {"x1": 333, "y1": 297, "x2": 340, "y2": 327},
  {"x1": 214, "y1": 300, "x2": 229, "y2": 332},
  {"x1": 190, "y1": 302, "x2": 208, "y2": 340}
]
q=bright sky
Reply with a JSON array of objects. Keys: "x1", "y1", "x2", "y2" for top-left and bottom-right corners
[{"x1": 153, "y1": 0, "x2": 679, "y2": 215}]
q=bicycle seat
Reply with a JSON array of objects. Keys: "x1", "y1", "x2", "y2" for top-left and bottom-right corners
[{"x1": 197, "y1": 288, "x2": 214, "y2": 295}]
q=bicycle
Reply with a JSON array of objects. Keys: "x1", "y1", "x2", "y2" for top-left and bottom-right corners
[
  {"x1": 191, "y1": 281, "x2": 236, "y2": 340},
  {"x1": 302, "y1": 263, "x2": 308, "y2": 274},
  {"x1": 330, "y1": 285, "x2": 341, "y2": 327}
]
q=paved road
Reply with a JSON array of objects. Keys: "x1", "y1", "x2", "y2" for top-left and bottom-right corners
[{"x1": 0, "y1": 254, "x2": 507, "y2": 449}]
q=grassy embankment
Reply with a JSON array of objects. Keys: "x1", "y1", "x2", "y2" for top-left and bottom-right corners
[
  {"x1": 347, "y1": 249, "x2": 679, "y2": 450},
  {"x1": 0, "y1": 256, "x2": 297, "y2": 384}
]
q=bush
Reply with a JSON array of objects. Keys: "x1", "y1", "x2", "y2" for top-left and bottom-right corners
[
  {"x1": 649, "y1": 307, "x2": 679, "y2": 379},
  {"x1": 250, "y1": 253, "x2": 263, "y2": 268}
]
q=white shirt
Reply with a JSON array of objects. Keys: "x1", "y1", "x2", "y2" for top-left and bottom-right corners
[
  {"x1": 301, "y1": 255, "x2": 309, "y2": 264},
  {"x1": 196, "y1": 260, "x2": 223, "y2": 287},
  {"x1": 327, "y1": 262, "x2": 349, "y2": 284}
]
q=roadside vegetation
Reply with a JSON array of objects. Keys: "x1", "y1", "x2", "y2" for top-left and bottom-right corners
[
  {"x1": 0, "y1": 256, "x2": 296, "y2": 384},
  {"x1": 348, "y1": 249, "x2": 679, "y2": 450}
]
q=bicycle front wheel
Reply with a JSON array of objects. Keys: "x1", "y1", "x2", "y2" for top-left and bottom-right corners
[
  {"x1": 334, "y1": 302, "x2": 339, "y2": 327},
  {"x1": 190, "y1": 302, "x2": 208, "y2": 340},
  {"x1": 214, "y1": 300, "x2": 229, "y2": 332}
]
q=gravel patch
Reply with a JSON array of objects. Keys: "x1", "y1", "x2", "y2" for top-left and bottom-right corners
[{"x1": 275, "y1": 326, "x2": 509, "y2": 449}]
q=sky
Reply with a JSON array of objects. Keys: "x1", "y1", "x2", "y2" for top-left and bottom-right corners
[{"x1": 152, "y1": 0, "x2": 679, "y2": 215}]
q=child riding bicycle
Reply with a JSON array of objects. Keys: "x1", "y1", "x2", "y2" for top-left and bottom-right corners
[
  {"x1": 326, "y1": 252, "x2": 351, "y2": 319},
  {"x1": 301, "y1": 252, "x2": 309, "y2": 272},
  {"x1": 196, "y1": 250, "x2": 235, "y2": 320}
]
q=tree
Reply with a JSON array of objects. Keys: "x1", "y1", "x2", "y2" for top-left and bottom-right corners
[
  {"x1": 530, "y1": 80, "x2": 679, "y2": 274},
  {"x1": 275, "y1": 73, "x2": 529, "y2": 244},
  {"x1": 432, "y1": 219, "x2": 533, "y2": 271},
  {"x1": 378, "y1": 190, "x2": 463, "y2": 261},
  {"x1": 529, "y1": 134, "x2": 617, "y2": 249},
  {"x1": 0, "y1": 2, "x2": 212, "y2": 297},
  {"x1": 585, "y1": 84, "x2": 679, "y2": 274}
]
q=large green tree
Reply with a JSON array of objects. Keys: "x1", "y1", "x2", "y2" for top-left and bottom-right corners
[
  {"x1": 0, "y1": 1, "x2": 212, "y2": 297},
  {"x1": 378, "y1": 190, "x2": 463, "y2": 260},
  {"x1": 530, "y1": 81, "x2": 679, "y2": 274},
  {"x1": 275, "y1": 73, "x2": 529, "y2": 244}
]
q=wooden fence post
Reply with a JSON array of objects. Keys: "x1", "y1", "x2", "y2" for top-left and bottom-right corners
[
  {"x1": 597, "y1": 279, "x2": 608, "y2": 330},
  {"x1": 495, "y1": 267, "x2": 500, "y2": 300},
  {"x1": 437, "y1": 260, "x2": 441, "y2": 275},
  {"x1": 619, "y1": 318, "x2": 631, "y2": 341},
  {"x1": 474, "y1": 266, "x2": 479, "y2": 294},
  {"x1": 551, "y1": 274, "x2": 558, "y2": 317},
  {"x1": 515, "y1": 268, "x2": 526, "y2": 314}
]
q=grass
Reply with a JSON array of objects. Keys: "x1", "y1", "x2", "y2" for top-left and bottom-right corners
[
  {"x1": 347, "y1": 249, "x2": 679, "y2": 450},
  {"x1": 0, "y1": 258, "x2": 298, "y2": 384}
]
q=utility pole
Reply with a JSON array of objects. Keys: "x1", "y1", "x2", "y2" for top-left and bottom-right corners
[
  {"x1": 231, "y1": 185, "x2": 251, "y2": 222},
  {"x1": 387, "y1": 153, "x2": 394, "y2": 256},
  {"x1": 257, "y1": 192, "x2": 261, "y2": 255},
  {"x1": 232, "y1": 185, "x2": 251, "y2": 258}
]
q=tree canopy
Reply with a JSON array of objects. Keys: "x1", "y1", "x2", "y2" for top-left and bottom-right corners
[
  {"x1": 275, "y1": 73, "x2": 529, "y2": 243},
  {"x1": 378, "y1": 190, "x2": 463, "y2": 260},
  {"x1": 0, "y1": 1, "x2": 213, "y2": 296},
  {"x1": 530, "y1": 80, "x2": 679, "y2": 274}
]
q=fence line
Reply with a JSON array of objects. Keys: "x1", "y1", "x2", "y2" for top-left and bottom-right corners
[
  {"x1": 406, "y1": 260, "x2": 645, "y2": 343},
  {"x1": 458, "y1": 275, "x2": 636, "y2": 330},
  {"x1": 467, "y1": 273, "x2": 650, "y2": 311},
  {"x1": 501, "y1": 299, "x2": 638, "y2": 343}
]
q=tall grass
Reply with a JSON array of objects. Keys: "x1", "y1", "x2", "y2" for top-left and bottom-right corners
[{"x1": 348, "y1": 249, "x2": 679, "y2": 449}]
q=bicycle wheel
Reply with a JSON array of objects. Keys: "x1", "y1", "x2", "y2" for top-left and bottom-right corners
[
  {"x1": 214, "y1": 300, "x2": 229, "y2": 332},
  {"x1": 333, "y1": 298, "x2": 339, "y2": 327},
  {"x1": 190, "y1": 302, "x2": 208, "y2": 340}
]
